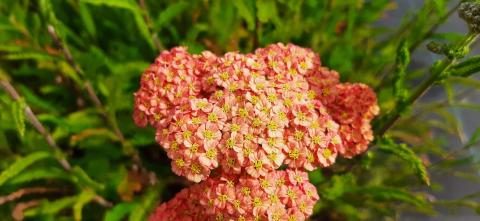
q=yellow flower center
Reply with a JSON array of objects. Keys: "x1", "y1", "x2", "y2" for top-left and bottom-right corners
[
  {"x1": 307, "y1": 90, "x2": 316, "y2": 99},
  {"x1": 268, "y1": 152, "x2": 278, "y2": 161},
  {"x1": 307, "y1": 152, "x2": 315, "y2": 163},
  {"x1": 214, "y1": 90, "x2": 224, "y2": 99},
  {"x1": 183, "y1": 130, "x2": 192, "y2": 139},
  {"x1": 233, "y1": 199, "x2": 241, "y2": 208},
  {"x1": 267, "y1": 137, "x2": 277, "y2": 146},
  {"x1": 207, "y1": 76, "x2": 215, "y2": 85},
  {"x1": 241, "y1": 187, "x2": 251, "y2": 196},
  {"x1": 239, "y1": 108, "x2": 248, "y2": 118},
  {"x1": 250, "y1": 95, "x2": 259, "y2": 104},
  {"x1": 227, "y1": 158, "x2": 236, "y2": 167},
  {"x1": 284, "y1": 98, "x2": 293, "y2": 107},
  {"x1": 253, "y1": 197, "x2": 262, "y2": 207},
  {"x1": 256, "y1": 82, "x2": 265, "y2": 90},
  {"x1": 267, "y1": 121, "x2": 279, "y2": 131},
  {"x1": 294, "y1": 131, "x2": 304, "y2": 140},
  {"x1": 197, "y1": 100, "x2": 208, "y2": 109},
  {"x1": 222, "y1": 104, "x2": 231, "y2": 113},
  {"x1": 289, "y1": 69, "x2": 297, "y2": 75},
  {"x1": 312, "y1": 136, "x2": 322, "y2": 145},
  {"x1": 323, "y1": 149, "x2": 332, "y2": 158},
  {"x1": 287, "y1": 188, "x2": 297, "y2": 200},
  {"x1": 253, "y1": 160, "x2": 263, "y2": 169},
  {"x1": 297, "y1": 112, "x2": 306, "y2": 121},
  {"x1": 276, "y1": 178, "x2": 285, "y2": 187},
  {"x1": 231, "y1": 123, "x2": 240, "y2": 132},
  {"x1": 260, "y1": 179, "x2": 270, "y2": 189},
  {"x1": 191, "y1": 163, "x2": 201, "y2": 174},
  {"x1": 269, "y1": 194, "x2": 279, "y2": 203},
  {"x1": 206, "y1": 148, "x2": 217, "y2": 159},
  {"x1": 332, "y1": 135, "x2": 341, "y2": 145},
  {"x1": 208, "y1": 113, "x2": 218, "y2": 122},
  {"x1": 203, "y1": 130, "x2": 214, "y2": 140},
  {"x1": 175, "y1": 159, "x2": 185, "y2": 167},
  {"x1": 190, "y1": 143, "x2": 199, "y2": 153},
  {"x1": 218, "y1": 194, "x2": 228, "y2": 202},
  {"x1": 171, "y1": 142, "x2": 179, "y2": 151},
  {"x1": 191, "y1": 117, "x2": 202, "y2": 125},
  {"x1": 226, "y1": 138, "x2": 235, "y2": 149},
  {"x1": 244, "y1": 147, "x2": 253, "y2": 156},
  {"x1": 219, "y1": 72, "x2": 229, "y2": 81},
  {"x1": 267, "y1": 94, "x2": 277, "y2": 102},
  {"x1": 279, "y1": 112, "x2": 287, "y2": 121},
  {"x1": 253, "y1": 118, "x2": 262, "y2": 127},
  {"x1": 289, "y1": 148, "x2": 300, "y2": 160},
  {"x1": 295, "y1": 174, "x2": 303, "y2": 183},
  {"x1": 299, "y1": 61, "x2": 308, "y2": 69}
]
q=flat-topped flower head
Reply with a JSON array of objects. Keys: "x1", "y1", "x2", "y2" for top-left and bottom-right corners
[
  {"x1": 135, "y1": 43, "x2": 378, "y2": 221},
  {"x1": 148, "y1": 170, "x2": 318, "y2": 221},
  {"x1": 134, "y1": 43, "x2": 378, "y2": 182}
]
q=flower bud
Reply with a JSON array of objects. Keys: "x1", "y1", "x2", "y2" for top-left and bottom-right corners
[{"x1": 459, "y1": 1, "x2": 480, "y2": 33}]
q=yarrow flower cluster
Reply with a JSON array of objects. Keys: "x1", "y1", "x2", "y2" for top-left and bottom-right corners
[
  {"x1": 149, "y1": 170, "x2": 318, "y2": 221},
  {"x1": 133, "y1": 43, "x2": 378, "y2": 220}
]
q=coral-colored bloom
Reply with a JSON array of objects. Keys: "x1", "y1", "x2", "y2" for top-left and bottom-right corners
[
  {"x1": 149, "y1": 170, "x2": 318, "y2": 221},
  {"x1": 134, "y1": 43, "x2": 379, "y2": 221}
]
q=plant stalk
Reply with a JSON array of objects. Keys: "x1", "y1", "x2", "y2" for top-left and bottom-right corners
[
  {"x1": 375, "y1": 32, "x2": 479, "y2": 137},
  {"x1": 0, "y1": 79, "x2": 112, "y2": 208}
]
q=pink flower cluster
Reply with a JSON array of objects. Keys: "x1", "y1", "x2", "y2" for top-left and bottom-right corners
[
  {"x1": 133, "y1": 43, "x2": 378, "y2": 220},
  {"x1": 149, "y1": 170, "x2": 318, "y2": 221}
]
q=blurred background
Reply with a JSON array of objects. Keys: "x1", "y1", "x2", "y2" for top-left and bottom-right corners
[
  {"x1": 383, "y1": 1, "x2": 480, "y2": 220},
  {"x1": 1, "y1": 0, "x2": 480, "y2": 220}
]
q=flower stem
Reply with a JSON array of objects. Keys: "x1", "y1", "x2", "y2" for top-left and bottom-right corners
[
  {"x1": 46, "y1": 24, "x2": 156, "y2": 184},
  {"x1": 374, "y1": 32, "x2": 479, "y2": 137},
  {"x1": 0, "y1": 79, "x2": 112, "y2": 208}
]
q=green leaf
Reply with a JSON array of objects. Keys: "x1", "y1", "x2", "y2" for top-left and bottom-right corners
[
  {"x1": 256, "y1": 0, "x2": 279, "y2": 23},
  {"x1": 104, "y1": 202, "x2": 135, "y2": 221},
  {"x1": 24, "y1": 196, "x2": 77, "y2": 217},
  {"x1": 393, "y1": 40, "x2": 410, "y2": 102},
  {"x1": 7, "y1": 166, "x2": 69, "y2": 185},
  {"x1": 74, "y1": 189, "x2": 96, "y2": 221},
  {"x1": 321, "y1": 174, "x2": 354, "y2": 200},
  {"x1": 465, "y1": 127, "x2": 480, "y2": 149},
  {"x1": 18, "y1": 85, "x2": 60, "y2": 113},
  {"x1": 154, "y1": 1, "x2": 189, "y2": 30},
  {"x1": 0, "y1": 151, "x2": 52, "y2": 187},
  {"x1": 71, "y1": 166, "x2": 105, "y2": 191},
  {"x1": 351, "y1": 186, "x2": 428, "y2": 208},
  {"x1": 11, "y1": 98, "x2": 26, "y2": 137},
  {"x1": 233, "y1": 0, "x2": 255, "y2": 31},
  {"x1": 0, "y1": 44, "x2": 26, "y2": 52},
  {"x1": 451, "y1": 55, "x2": 480, "y2": 77},
  {"x1": 3, "y1": 52, "x2": 57, "y2": 61},
  {"x1": 78, "y1": 2, "x2": 97, "y2": 38},
  {"x1": 128, "y1": 186, "x2": 162, "y2": 221},
  {"x1": 81, "y1": 0, "x2": 154, "y2": 49},
  {"x1": 448, "y1": 76, "x2": 480, "y2": 89},
  {"x1": 378, "y1": 137, "x2": 430, "y2": 186}
]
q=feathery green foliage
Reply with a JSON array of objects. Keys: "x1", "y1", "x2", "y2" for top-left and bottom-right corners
[
  {"x1": 0, "y1": 151, "x2": 52, "y2": 187},
  {"x1": 378, "y1": 137, "x2": 431, "y2": 186},
  {"x1": 11, "y1": 98, "x2": 26, "y2": 137}
]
